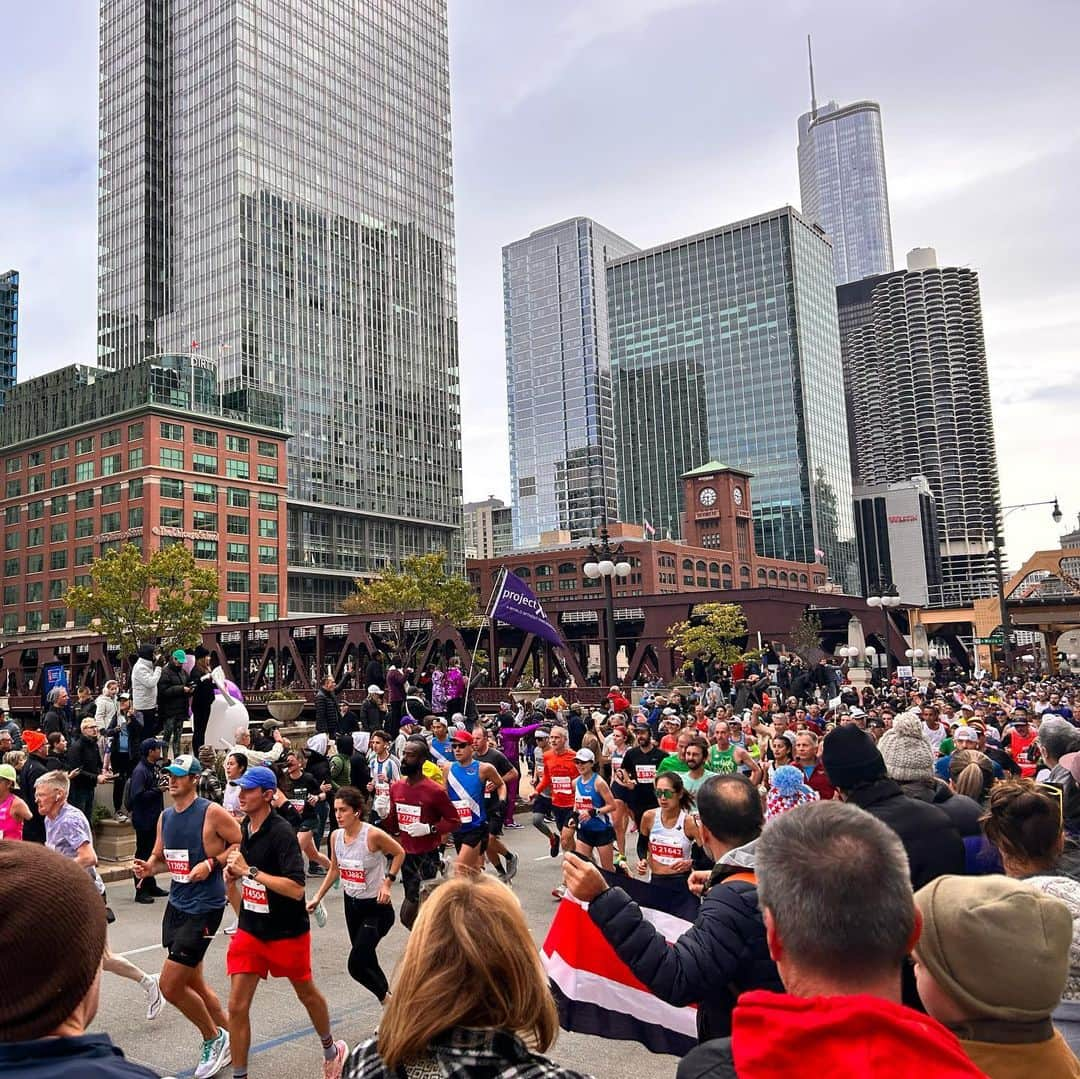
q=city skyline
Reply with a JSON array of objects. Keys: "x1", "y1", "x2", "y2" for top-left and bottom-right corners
[{"x1": 3, "y1": 2, "x2": 1079, "y2": 571}]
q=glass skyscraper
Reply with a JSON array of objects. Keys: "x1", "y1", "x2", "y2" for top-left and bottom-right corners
[
  {"x1": 608, "y1": 207, "x2": 858, "y2": 593},
  {"x1": 798, "y1": 99, "x2": 894, "y2": 285},
  {"x1": 97, "y1": 1, "x2": 462, "y2": 613},
  {"x1": 0, "y1": 270, "x2": 17, "y2": 407},
  {"x1": 504, "y1": 218, "x2": 638, "y2": 549}
]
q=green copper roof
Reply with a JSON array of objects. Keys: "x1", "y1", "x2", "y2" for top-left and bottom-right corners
[{"x1": 681, "y1": 460, "x2": 752, "y2": 479}]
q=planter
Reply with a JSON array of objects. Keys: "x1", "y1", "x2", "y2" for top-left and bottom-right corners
[
  {"x1": 267, "y1": 699, "x2": 305, "y2": 723},
  {"x1": 95, "y1": 818, "x2": 136, "y2": 863}
]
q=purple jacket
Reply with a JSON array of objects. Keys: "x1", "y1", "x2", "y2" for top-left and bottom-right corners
[{"x1": 498, "y1": 721, "x2": 544, "y2": 766}]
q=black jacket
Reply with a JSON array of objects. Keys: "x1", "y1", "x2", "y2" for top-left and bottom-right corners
[
  {"x1": 19, "y1": 754, "x2": 49, "y2": 842},
  {"x1": 900, "y1": 778, "x2": 985, "y2": 837},
  {"x1": 67, "y1": 734, "x2": 103, "y2": 793},
  {"x1": 128, "y1": 757, "x2": 163, "y2": 833},
  {"x1": 359, "y1": 699, "x2": 386, "y2": 734},
  {"x1": 156, "y1": 665, "x2": 189, "y2": 723},
  {"x1": 843, "y1": 777, "x2": 965, "y2": 889},
  {"x1": 677, "y1": 1039, "x2": 737, "y2": 1079},
  {"x1": 314, "y1": 689, "x2": 338, "y2": 736},
  {"x1": 190, "y1": 670, "x2": 216, "y2": 721},
  {"x1": 586, "y1": 843, "x2": 782, "y2": 1041}
]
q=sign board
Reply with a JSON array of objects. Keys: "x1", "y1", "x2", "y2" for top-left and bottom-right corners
[
  {"x1": 975, "y1": 636, "x2": 1004, "y2": 645},
  {"x1": 895, "y1": 665, "x2": 914, "y2": 679}
]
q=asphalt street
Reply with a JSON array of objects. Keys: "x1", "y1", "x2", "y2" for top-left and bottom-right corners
[{"x1": 95, "y1": 821, "x2": 680, "y2": 1079}]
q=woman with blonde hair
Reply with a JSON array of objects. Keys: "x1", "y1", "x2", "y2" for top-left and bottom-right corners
[{"x1": 345, "y1": 876, "x2": 592, "y2": 1078}]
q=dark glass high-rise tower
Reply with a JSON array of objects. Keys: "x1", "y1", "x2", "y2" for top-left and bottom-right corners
[
  {"x1": 0, "y1": 270, "x2": 17, "y2": 407},
  {"x1": 97, "y1": 1, "x2": 462, "y2": 613}
]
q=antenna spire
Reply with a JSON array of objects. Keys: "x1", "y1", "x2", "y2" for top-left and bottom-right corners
[{"x1": 807, "y1": 34, "x2": 818, "y2": 119}]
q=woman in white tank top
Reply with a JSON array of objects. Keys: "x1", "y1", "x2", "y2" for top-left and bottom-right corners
[
  {"x1": 641, "y1": 772, "x2": 700, "y2": 887},
  {"x1": 308, "y1": 786, "x2": 405, "y2": 1003}
]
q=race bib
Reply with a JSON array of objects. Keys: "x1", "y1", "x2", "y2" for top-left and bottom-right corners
[
  {"x1": 610, "y1": 754, "x2": 624, "y2": 771},
  {"x1": 339, "y1": 859, "x2": 367, "y2": 892},
  {"x1": 574, "y1": 794, "x2": 593, "y2": 815},
  {"x1": 164, "y1": 848, "x2": 191, "y2": 884},
  {"x1": 452, "y1": 799, "x2": 473, "y2": 823},
  {"x1": 535, "y1": 760, "x2": 545, "y2": 779},
  {"x1": 397, "y1": 803, "x2": 421, "y2": 826},
  {"x1": 375, "y1": 774, "x2": 390, "y2": 796},
  {"x1": 289, "y1": 798, "x2": 307, "y2": 814},
  {"x1": 636, "y1": 765, "x2": 657, "y2": 785},
  {"x1": 650, "y1": 840, "x2": 684, "y2": 864},
  {"x1": 552, "y1": 775, "x2": 573, "y2": 796},
  {"x1": 241, "y1": 877, "x2": 270, "y2": 914}
]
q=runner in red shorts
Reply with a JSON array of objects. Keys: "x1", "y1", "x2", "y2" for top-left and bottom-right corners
[{"x1": 223, "y1": 765, "x2": 348, "y2": 1079}]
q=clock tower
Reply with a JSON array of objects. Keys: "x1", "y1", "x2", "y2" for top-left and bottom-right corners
[{"x1": 680, "y1": 460, "x2": 754, "y2": 556}]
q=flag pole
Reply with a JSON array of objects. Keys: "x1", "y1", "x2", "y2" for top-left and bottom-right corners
[{"x1": 464, "y1": 567, "x2": 506, "y2": 713}]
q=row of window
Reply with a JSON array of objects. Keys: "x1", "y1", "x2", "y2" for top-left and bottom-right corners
[
  {"x1": 2, "y1": 601, "x2": 279, "y2": 635},
  {"x1": 159, "y1": 480, "x2": 277, "y2": 510},
  {"x1": 159, "y1": 424, "x2": 277, "y2": 457}
]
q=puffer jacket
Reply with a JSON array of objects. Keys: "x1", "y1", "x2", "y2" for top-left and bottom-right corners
[
  {"x1": 156, "y1": 664, "x2": 189, "y2": 723},
  {"x1": 586, "y1": 839, "x2": 782, "y2": 1041},
  {"x1": 130, "y1": 657, "x2": 162, "y2": 712},
  {"x1": 899, "y1": 777, "x2": 985, "y2": 837}
]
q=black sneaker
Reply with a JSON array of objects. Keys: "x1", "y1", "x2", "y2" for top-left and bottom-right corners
[
  {"x1": 307, "y1": 864, "x2": 327, "y2": 877},
  {"x1": 135, "y1": 891, "x2": 156, "y2": 904},
  {"x1": 549, "y1": 833, "x2": 560, "y2": 858}
]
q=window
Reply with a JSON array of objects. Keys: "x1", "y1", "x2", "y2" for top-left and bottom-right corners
[
  {"x1": 50, "y1": 467, "x2": 68, "y2": 487},
  {"x1": 258, "y1": 545, "x2": 276, "y2": 565},
  {"x1": 50, "y1": 444, "x2": 68, "y2": 461},
  {"x1": 227, "y1": 488, "x2": 249, "y2": 508},
  {"x1": 48, "y1": 609, "x2": 67, "y2": 629},
  {"x1": 194, "y1": 429, "x2": 218, "y2": 448},
  {"x1": 75, "y1": 461, "x2": 94, "y2": 482},
  {"x1": 226, "y1": 460, "x2": 249, "y2": 480},
  {"x1": 259, "y1": 602, "x2": 278, "y2": 621},
  {"x1": 5, "y1": 480, "x2": 20, "y2": 498},
  {"x1": 25, "y1": 612, "x2": 42, "y2": 632},
  {"x1": 534, "y1": 565, "x2": 552, "y2": 577},
  {"x1": 75, "y1": 436, "x2": 94, "y2": 455},
  {"x1": 75, "y1": 489, "x2": 94, "y2": 509},
  {"x1": 101, "y1": 483, "x2": 121, "y2": 505},
  {"x1": 128, "y1": 507, "x2": 143, "y2": 528},
  {"x1": 226, "y1": 543, "x2": 249, "y2": 562},
  {"x1": 159, "y1": 506, "x2": 183, "y2": 527},
  {"x1": 128, "y1": 478, "x2": 143, "y2": 500},
  {"x1": 257, "y1": 492, "x2": 277, "y2": 511},
  {"x1": 160, "y1": 422, "x2": 184, "y2": 441},
  {"x1": 257, "y1": 518, "x2": 277, "y2": 538},
  {"x1": 128, "y1": 422, "x2": 144, "y2": 441},
  {"x1": 4, "y1": 457, "x2": 19, "y2": 474},
  {"x1": 74, "y1": 574, "x2": 90, "y2": 588},
  {"x1": 3, "y1": 533, "x2": 17, "y2": 551},
  {"x1": 257, "y1": 440, "x2": 277, "y2": 458},
  {"x1": 227, "y1": 515, "x2": 249, "y2": 535},
  {"x1": 258, "y1": 574, "x2": 277, "y2": 594},
  {"x1": 100, "y1": 513, "x2": 120, "y2": 533},
  {"x1": 186, "y1": 483, "x2": 215, "y2": 505},
  {"x1": 49, "y1": 523, "x2": 68, "y2": 543},
  {"x1": 75, "y1": 546, "x2": 94, "y2": 566},
  {"x1": 536, "y1": 580, "x2": 553, "y2": 592},
  {"x1": 226, "y1": 601, "x2": 250, "y2": 621},
  {"x1": 27, "y1": 474, "x2": 44, "y2": 494},
  {"x1": 50, "y1": 550, "x2": 67, "y2": 571},
  {"x1": 75, "y1": 518, "x2": 93, "y2": 538},
  {"x1": 192, "y1": 453, "x2": 218, "y2": 475},
  {"x1": 128, "y1": 448, "x2": 144, "y2": 470},
  {"x1": 26, "y1": 554, "x2": 43, "y2": 573},
  {"x1": 193, "y1": 539, "x2": 218, "y2": 561},
  {"x1": 27, "y1": 500, "x2": 44, "y2": 521},
  {"x1": 227, "y1": 571, "x2": 249, "y2": 593},
  {"x1": 257, "y1": 464, "x2": 277, "y2": 483},
  {"x1": 49, "y1": 579, "x2": 66, "y2": 600},
  {"x1": 226, "y1": 435, "x2": 249, "y2": 453},
  {"x1": 559, "y1": 579, "x2": 577, "y2": 591},
  {"x1": 3, "y1": 615, "x2": 17, "y2": 635},
  {"x1": 682, "y1": 559, "x2": 694, "y2": 571},
  {"x1": 558, "y1": 562, "x2": 576, "y2": 574},
  {"x1": 159, "y1": 448, "x2": 184, "y2": 470},
  {"x1": 26, "y1": 582, "x2": 43, "y2": 603},
  {"x1": 27, "y1": 528, "x2": 43, "y2": 547},
  {"x1": 3, "y1": 506, "x2": 17, "y2": 525},
  {"x1": 2, "y1": 562, "x2": 16, "y2": 579},
  {"x1": 99, "y1": 454, "x2": 121, "y2": 476},
  {"x1": 192, "y1": 510, "x2": 218, "y2": 531},
  {"x1": 101, "y1": 429, "x2": 121, "y2": 449},
  {"x1": 159, "y1": 477, "x2": 183, "y2": 499},
  {"x1": 2, "y1": 586, "x2": 13, "y2": 605},
  {"x1": 512, "y1": 567, "x2": 530, "y2": 578},
  {"x1": 28, "y1": 451, "x2": 43, "y2": 467},
  {"x1": 100, "y1": 540, "x2": 121, "y2": 555}
]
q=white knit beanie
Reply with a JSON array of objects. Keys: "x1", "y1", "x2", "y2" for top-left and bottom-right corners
[{"x1": 878, "y1": 714, "x2": 936, "y2": 781}]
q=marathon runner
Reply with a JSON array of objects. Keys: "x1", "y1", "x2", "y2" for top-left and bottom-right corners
[
  {"x1": 367, "y1": 729, "x2": 401, "y2": 826},
  {"x1": 0, "y1": 761, "x2": 31, "y2": 838},
  {"x1": 224, "y1": 765, "x2": 348, "y2": 1079},
  {"x1": 569, "y1": 748, "x2": 617, "y2": 870},
  {"x1": 133, "y1": 753, "x2": 241, "y2": 1077},
  {"x1": 533, "y1": 725, "x2": 578, "y2": 857},
  {"x1": 640, "y1": 771, "x2": 700, "y2": 886},
  {"x1": 276, "y1": 750, "x2": 333, "y2": 876},
  {"x1": 602, "y1": 722, "x2": 633, "y2": 868},
  {"x1": 429, "y1": 718, "x2": 453, "y2": 765},
  {"x1": 528, "y1": 729, "x2": 558, "y2": 852},
  {"x1": 441, "y1": 729, "x2": 505, "y2": 879},
  {"x1": 383, "y1": 737, "x2": 460, "y2": 927},
  {"x1": 471, "y1": 724, "x2": 520, "y2": 881},
  {"x1": 618, "y1": 721, "x2": 666, "y2": 867},
  {"x1": 307, "y1": 785, "x2": 404, "y2": 1003}
]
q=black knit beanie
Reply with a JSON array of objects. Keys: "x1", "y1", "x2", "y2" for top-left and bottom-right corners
[
  {"x1": 822, "y1": 724, "x2": 887, "y2": 790},
  {"x1": 0, "y1": 841, "x2": 107, "y2": 1041}
]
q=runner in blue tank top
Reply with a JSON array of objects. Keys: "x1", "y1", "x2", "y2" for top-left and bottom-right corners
[
  {"x1": 440, "y1": 729, "x2": 505, "y2": 879},
  {"x1": 570, "y1": 748, "x2": 617, "y2": 871},
  {"x1": 134, "y1": 753, "x2": 242, "y2": 1079}
]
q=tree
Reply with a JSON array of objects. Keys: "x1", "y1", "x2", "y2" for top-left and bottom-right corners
[
  {"x1": 66, "y1": 543, "x2": 219, "y2": 658},
  {"x1": 340, "y1": 553, "x2": 478, "y2": 669},
  {"x1": 666, "y1": 603, "x2": 748, "y2": 667},
  {"x1": 790, "y1": 608, "x2": 825, "y2": 663}
]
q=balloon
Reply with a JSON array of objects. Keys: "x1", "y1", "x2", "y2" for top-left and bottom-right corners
[
  {"x1": 204, "y1": 665, "x2": 250, "y2": 750},
  {"x1": 181, "y1": 654, "x2": 196, "y2": 675}
]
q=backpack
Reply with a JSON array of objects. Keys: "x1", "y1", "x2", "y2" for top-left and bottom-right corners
[{"x1": 121, "y1": 776, "x2": 133, "y2": 812}]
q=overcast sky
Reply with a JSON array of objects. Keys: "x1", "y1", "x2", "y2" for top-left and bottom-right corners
[{"x1": 3, "y1": 1, "x2": 1078, "y2": 573}]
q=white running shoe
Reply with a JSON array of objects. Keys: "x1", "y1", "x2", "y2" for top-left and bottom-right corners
[
  {"x1": 193, "y1": 1027, "x2": 230, "y2": 1078},
  {"x1": 145, "y1": 974, "x2": 164, "y2": 1021},
  {"x1": 322, "y1": 1038, "x2": 348, "y2": 1079}
]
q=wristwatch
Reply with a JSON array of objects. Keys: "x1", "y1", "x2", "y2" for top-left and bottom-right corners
[
  {"x1": 246, "y1": 866, "x2": 260, "y2": 881},
  {"x1": 386, "y1": 872, "x2": 397, "y2": 883}
]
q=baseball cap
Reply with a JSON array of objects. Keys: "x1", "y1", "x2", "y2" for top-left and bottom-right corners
[
  {"x1": 22, "y1": 730, "x2": 46, "y2": 753},
  {"x1": 235, "y1": 765, "x2": 278, "y2": 790},
  {"x1": 633, "y1": 720, "x2": 652, "y2": 732},
  {"x1": 535, "y1": 728, "x2": 551, "y2": 739},
  {"x1": 954, "y1": 726, "x2": 979, "y2": 743},
  {"x1": 164, "y1": 753, "x2": 202, "y2": 777},
  {"x1": 262, "y1": 718, "x2": 281, "y2": 731},
  {"x1": 574, "y1": 748, "x2": 595, "y2": 763},
  {"x1": 367, "y1": 684, "x2": 384, "y2": 695},
  {"x1": 450, "y1": 729, "x2": 473, "y2": 745},
  {"x1": 0, "y1": 763, "x2": 16, "y2": 782},
  {"x1": 171, "y1": 649, "x2": 187, "y2": 662},
  {"x1": 662, "y1": 707, "x2": 678, "y2": 716}
]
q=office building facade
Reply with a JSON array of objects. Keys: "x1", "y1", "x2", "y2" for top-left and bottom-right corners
[
  {"x1": 0, "y1": 355, "x2": 288, "y2": 638},
  {"x1": 798, "y1": 99, "x2": 894, "y2": 285},
  {"x1": 504, "y1": 218, "x2": 638, "y2": 549},
  {"x1": 607, "y1": 207, "x2": 858, "y2": 593},
  {"x1": 0, "y1": 271, "x2": 17, "y2": 407},
  {"x1": 854, "y1": 477, "x2": 943, "y2": 607},
  {"x1": 463, "y1": 496, "x2": 512, "y2": 561},
  {"x1": 97, "y1": 1, "x2": 463, "y2": 613},
  {"x1": 839, "y1": 250, "x2": 1001, "y2": 604}
]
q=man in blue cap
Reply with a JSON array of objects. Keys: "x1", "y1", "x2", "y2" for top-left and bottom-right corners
[{"x1": 129, "y1": 737, "x2": 167, "y2": 903}]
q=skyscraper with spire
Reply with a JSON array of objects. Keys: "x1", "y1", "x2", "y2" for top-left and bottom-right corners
[{"x1": 797, "y1": 37, "x2": 894, "y2": 285}]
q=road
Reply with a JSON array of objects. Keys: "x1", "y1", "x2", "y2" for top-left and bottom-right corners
[{"x1": 96, "y1": 821, "x2": 680, "y2": 1079}]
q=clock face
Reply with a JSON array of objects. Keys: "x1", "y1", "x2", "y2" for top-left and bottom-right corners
[
  {"x1": 733, "y1": 486, "x2": 743, "y2": 506},
  {"x1": 699, "y1": 486, "x2": 717, "y2": 507}
]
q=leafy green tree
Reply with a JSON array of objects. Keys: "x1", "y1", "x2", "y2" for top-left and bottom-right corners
[
  {"x1": 790, "y1": 609, "x2": 825, "y2": 663},
  {"x1": 666, "y1": 602, "x2": 748, "y2": 667},
  {"x1": 341, "y1": 553, "x2": 478, "y2": 669},
  {"x1": 66, "y1": 543, "x2": 219, "y2": 657}
]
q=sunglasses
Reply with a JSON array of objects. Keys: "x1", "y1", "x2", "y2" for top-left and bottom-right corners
[
  {"x1": 657, "y1": 789, "x2": 678, "y2": 799},
  {"x1": 1036, "y1": 782, "x2": 1064, "y2": 826}
]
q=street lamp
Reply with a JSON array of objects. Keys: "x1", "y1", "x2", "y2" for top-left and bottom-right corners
[
  {"x1": 866, "y1": 580, "x2": 901, "y2": 681},
  {"x1": 583, "y1": 522, "x2": 632, "y2": 686}
]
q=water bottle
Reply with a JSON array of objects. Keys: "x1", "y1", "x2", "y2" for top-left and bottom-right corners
[{"x1": 313, "y1": 901, "x2": 327, "y2": 928}]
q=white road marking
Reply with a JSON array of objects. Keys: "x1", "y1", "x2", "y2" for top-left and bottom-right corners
[{"x1": 116, "y1": 943, "x2": 161, "y2": 958}]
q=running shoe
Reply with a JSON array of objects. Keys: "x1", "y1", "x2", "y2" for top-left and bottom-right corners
[
  {"x1": 322, "y1": 1038, "x2": 348, "y2": 1079},
  {"x1": 551, "y1": 884, "x2": 566, "y2": 900},
  {"x1": 223, "y1": 920, "x2": 238, "y2": 936},
  {"x1": 548, "y1": 833, "x2": 560, "y2": 858},
  {"x1": 145, "y1": 974, "x2": 164, "y2": 1021},
  {"x1": 307, "y1": 864, "x2": 327, "y2": 877},
  {"x1": 505, "y1": 820, "x2": 523, "y2": 829},
  {"x1": 194, "y1": 1027, "x2": 230, "y2": 1078},
  {"x1": 438, "y1": 855, "x2": 449, "y2": 878},
  {"x1": 505, "y1": 852, "x2": 519, "y2": 882}
]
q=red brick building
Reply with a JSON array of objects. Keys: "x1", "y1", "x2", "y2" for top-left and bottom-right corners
[
  {"x1": 0, "y1": 357, "x2": 288, "y2": 638},
  {"x1": 468, "y1": 463, "x2": 834, "y2": 601}
]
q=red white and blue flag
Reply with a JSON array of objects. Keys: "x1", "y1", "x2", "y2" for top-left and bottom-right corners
[{"x1": 541, "y1": 870, "x2": 699, "y2": 1057}]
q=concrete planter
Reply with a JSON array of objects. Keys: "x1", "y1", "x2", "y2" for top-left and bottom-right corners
[
  {"x1": 95, "y1": 818, "x2": 136, "y2": 863},
  {"x1": 267, "y1": 699, "x2": 305, "y2": 723}
]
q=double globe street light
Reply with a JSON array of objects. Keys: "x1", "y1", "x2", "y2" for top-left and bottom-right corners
[
  {"x1": 866, "y1": 582, "x2": 902, "y2": 681},
  {"x1": 584, "y1": 525, "x2": 632, "y2": 687}
]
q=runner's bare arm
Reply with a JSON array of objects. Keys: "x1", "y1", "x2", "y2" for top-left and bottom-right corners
[
  {"x1": 372, "y1": 828, "x2": 406, "y2": 877},
  {"x1": 594, "y1": 777, "x2": 616, "y2": 817},
  {"x1": 206, "y1": 801, "x2": 243, "y2": 857},
  {"x1": 307, "y1": 829, "x2": 341, "y2": 908}
]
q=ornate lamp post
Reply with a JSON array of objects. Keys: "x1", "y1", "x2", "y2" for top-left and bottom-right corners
[
  {"x1": 866, "y1": 581, "x2": 902, "y2": 682},
  {"x1": 583, "y1": 522, "x2": 632, "y2": 686}
]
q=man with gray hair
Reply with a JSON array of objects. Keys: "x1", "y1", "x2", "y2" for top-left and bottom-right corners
[
  {"x1": 1037, "y1": 714, "x2": 1080, "y2": 829},
  {"x1": 677, "y1": 801, "x2": 987, "y2": 1079}
]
